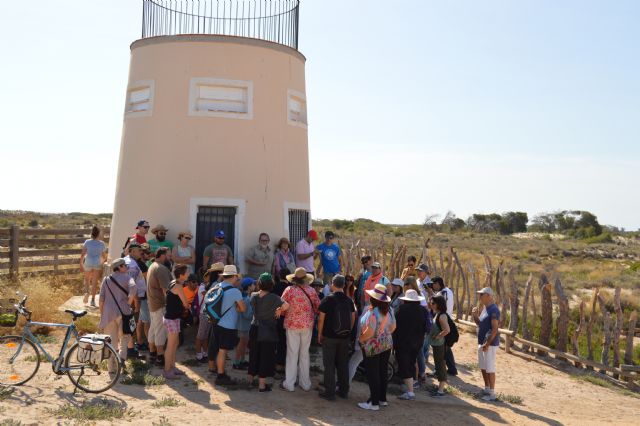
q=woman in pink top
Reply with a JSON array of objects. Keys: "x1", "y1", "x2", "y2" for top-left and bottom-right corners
[{"x1": 280, "y1": 267, "x2": 320, "y2": 392}]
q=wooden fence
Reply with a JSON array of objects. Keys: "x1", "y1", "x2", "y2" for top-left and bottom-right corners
[
  {"x1": 0, "y1": 226, "x2": 110, "y2": 278},
  {"x1": 340, "y1": 237, "x2": 639, "y2": 387}
]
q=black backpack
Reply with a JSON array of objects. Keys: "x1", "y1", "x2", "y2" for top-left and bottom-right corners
[
  {"x1": 331, "y1": 296, "x2": 353, "y2": 337},
  {"x1": 438, "y1": 313, "x2": 459, "y2": 347}
]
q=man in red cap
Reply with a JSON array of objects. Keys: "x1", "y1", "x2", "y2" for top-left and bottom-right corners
[{"x1": 295, "y1": 230, "x2": 318, "y2": 275}]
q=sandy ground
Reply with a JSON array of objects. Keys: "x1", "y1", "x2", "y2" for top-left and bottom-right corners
[{"x1": 1, "y1": 327, "x2": 638, "y2": 425}]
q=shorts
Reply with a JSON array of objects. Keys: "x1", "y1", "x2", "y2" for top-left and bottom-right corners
[
  {"x1": 396, "y1": 345, "x2": 419, "y2": 379},
  {"x1": 163, "y1": 318, "x2": 181, "y2": 334},
  {"x1": 139, "y1": 299, "x2": 150, "y2": 323},
  {"x1": 196, "y1": 312, "x2": 211, "y2": 340},
  {"x1": 148, "y1": 308, "x2": 167, "y2": 347},
  {"x1": 478, "y1": 345, "x2": 497, "y2": 373},
  {"x1": 83, "y1": 263, "x2": 102, "y2": 272},
  {"x1": 212, "y1": 325, "x2": 239, "y2": 351}
]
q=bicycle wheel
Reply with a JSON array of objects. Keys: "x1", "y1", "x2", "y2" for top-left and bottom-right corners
[
  {"x1": 386, "y1": 360, "x2": 395, "y2": 382},
  {"x1": 65, "y1": 342, "x2": 121, "y2": 393},
  {"x1": 0, "y1": 335, "x2": 41, "y2": 386}
]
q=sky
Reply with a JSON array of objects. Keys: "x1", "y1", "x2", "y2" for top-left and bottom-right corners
[{"x1": 1, "y1": 1, "x2": 638, "y2": 230}]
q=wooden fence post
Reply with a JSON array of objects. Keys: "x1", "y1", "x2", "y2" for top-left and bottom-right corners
[
  {"x1": 9, "y1": 225, "x2": 20, "y2": 279},
  {"x1": 624, "y1": 311, "x2": 638, "y2": 366},
  {"x1": 612, "y1": 288, "x2": 623, "y2": 379},
  {"x1": 571, "y1": 301, "x2": 585, "y2": 368},
  {"x1": 521, "y1": 274, "x2": 533, "y2": 352},
  {"x1": 538, "y1": 274, "x2": 552, "y2": 356},
  {"x1": 554, "y1": 278, "x2": 569, "y2": 360},
  {"x1": 597, "y1": 293, "x2": 612, "y2": 373},
  {"x1": 508, "y1": 272, "x2": 519, "y2": 346},
  {"x1": 586, "y1": 287, "x2": 599, "y2": 369}
]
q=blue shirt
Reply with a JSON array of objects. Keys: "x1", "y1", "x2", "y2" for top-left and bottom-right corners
[
  {"x1": 217, "y1": 281, "x2": 243, "y2": 330},
  {"x1": 316, "y1": 243, "x2": 341, "y2": 274},
  {"x1": 236, "y1": 294, "x2": 253, "y2": 332},
  {"x1": 478, "y1": 303, "x2": 500, "y2": 346},
  {"x1": 83, "y1": 239, "x2": 106, "y2": 267}
]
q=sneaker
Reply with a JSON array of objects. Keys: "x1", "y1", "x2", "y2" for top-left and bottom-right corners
[
  {"x1": 155, "y1": 355, "x2": 165, "y2": 367},
  {"x1": 447, "y1": 370, "x2": 458, "y2": 376},
  {"x1": 413, "y1": 380, "x2": 421, "y2": 389},
  {"x1": 379, "y1": 401, "x2": 389, "y2": 407},
  {"x1": 83, "y1": 293, "x2": 89, "y2": 304},
  {"x1": 215, "y1": 373, "x2": 237, "y2": 386},
  {"x1": 430, "y1": 390, "x2": 446, "y2": 398},
  {"x1": 318, "y1": 392, "x2": 336, "y2": 401},
  {"x1": 397, "y1": 392, "x2": 415, "y2": 401},
  {"x1": 481, "y1": 394, "x2": 497, "y2": 402},
  {"x1": 173, "y1": 368, "x2": 186, "y2": 376},
  {"x1": 149, "y1": 352, "x2": 157, "y2": 362},
  {"x1": 482, "y1": 388, "x2": 491, "y2": 395},
  {"x1": 90, "y1": 299, "x2": 97, "y2": 308},
  {"x1": 357, "y1": 402, "x2": 379, "y2": 411},
  {"x1": 232, "y1": 363, "x2": 248, "y2": 371},
  {"x1": 127, "y1": 348, "x2": 139, "y2": 359},
  {"x1": 136, "y1": 342, "x2": 149, "y2": 352},
  {"x1": 197, "y1": 356, "x2": 208, "y2": 364},
  {"x1": 163, "y1": 370, "x2": 178, "y2": 380},
  {"x1": 279, "y1": 382, "x2": 294, "y2": 392}
]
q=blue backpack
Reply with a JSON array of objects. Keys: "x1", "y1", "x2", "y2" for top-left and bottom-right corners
[{"x1": 204, "y1": 283, "x2": 234, "y2": 325}]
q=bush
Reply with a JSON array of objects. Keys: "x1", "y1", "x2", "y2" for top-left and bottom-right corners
[{"x1": 583, "y1": 232, "x2": 613, "y2": 244}]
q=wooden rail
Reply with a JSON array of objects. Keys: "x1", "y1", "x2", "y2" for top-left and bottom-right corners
[{"x1": 0, "y1": 225, "x2": 110, "y2": 278}]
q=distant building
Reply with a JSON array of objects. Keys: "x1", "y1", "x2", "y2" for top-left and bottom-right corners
[{"x1": 109, "y1": 0, "x2": 311, "y2": 270}]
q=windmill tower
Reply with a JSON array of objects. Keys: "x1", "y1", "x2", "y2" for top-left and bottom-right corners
[{"x1": 109, "y1": 0, "x2": 310, "y2": 270}]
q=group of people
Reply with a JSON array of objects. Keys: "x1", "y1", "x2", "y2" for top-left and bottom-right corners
[{"x1": 90, "y1": 220, "x2": 502, "y2": 411}]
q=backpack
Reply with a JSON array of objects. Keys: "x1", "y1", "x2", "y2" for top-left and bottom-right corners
[
  {"x1": 438, "y1": 313, "x2": 459, "y2": 347},
  {"x1": 204, "y1": 283, "x2": 234, "y2": 326},
  {"x1": 330, "y1": 296, "x2": 353, "y2": 337}
]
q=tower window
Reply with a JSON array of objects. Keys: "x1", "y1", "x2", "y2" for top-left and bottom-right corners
[
  {"x1": 125, "y1": 80, "x2": 154, "y2": 117},
  {"x1": 287, "y1": 90, "x2": 307, "y2": 128},
  {"x1": 189, "y1": 78, "x2": 253, "y2": 119}
]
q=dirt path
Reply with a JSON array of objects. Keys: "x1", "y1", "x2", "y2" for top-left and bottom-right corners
[{"x1": 1, "y1": 331, "x2": 638, "y2": 425}]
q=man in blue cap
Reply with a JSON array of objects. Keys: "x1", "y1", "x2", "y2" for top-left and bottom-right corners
[{"x1": 203, "y1": 230, "x2": 234, "y2": 268}]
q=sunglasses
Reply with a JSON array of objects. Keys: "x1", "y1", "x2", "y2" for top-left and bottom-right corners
[
  {"x1": 158, "y1": 232, "x2": 166, "y2": 236},
  {"x1": 185, "y1": 237, "x2": 192, "y2": 240},
  {"x1": 142, "y1": 226, "x2": 150, "y2": 229}
]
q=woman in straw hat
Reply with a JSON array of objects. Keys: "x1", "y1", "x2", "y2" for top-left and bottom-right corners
[
  {"x1": 172, "y1": 231, "x2": 196, "y2": 274},
  {"x1": 279, "y1": 267, "x2": 320, "y2": 392},
  {"x1": 393, "y1": 289, "x2": 427, "y2": 400},
  {"x1": 357, "y1": 283, "x2": 397, "y2": 411}
]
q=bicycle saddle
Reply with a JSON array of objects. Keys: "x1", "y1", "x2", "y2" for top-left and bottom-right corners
[{"x1": 64, "y1": 309, "x2": 88, "y2": 318}]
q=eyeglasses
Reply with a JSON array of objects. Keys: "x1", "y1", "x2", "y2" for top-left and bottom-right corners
[
  {"x1": 260, "y1": 239, "x2": 270, "y2": 243},
  {"x1": 158, "y1": 232, "x2": 166, "y2": 236}
]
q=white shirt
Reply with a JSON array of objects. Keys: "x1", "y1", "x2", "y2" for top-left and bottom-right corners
[
  {"x1": 438, "y1": 287, "x2": 454, "y2": 316},
  {"x1": 416, "y1": 278, "x2": 429, "y2": 308}
]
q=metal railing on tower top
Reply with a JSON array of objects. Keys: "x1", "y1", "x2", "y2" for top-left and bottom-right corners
[{"x1": 141, "y1": 0, "x2": 300, "y2": 50}]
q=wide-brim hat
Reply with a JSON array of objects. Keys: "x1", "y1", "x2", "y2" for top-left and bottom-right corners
[
  {"x1": 391, "y1": 278, "x2": 404, "y2": 287},
  {"x1": 204, "y1": 262, "x2": 225, "y2": 276},
  {"x1": 399, "y1": 289, "x2": 425, "y2": 302},
  {"x1": 366, "y1": 283, "x2": 391, "y2": 303},
  {"x1": 221, "y1": 265, "x2": 238, "y2": 276},
  {"x1": 179, "y1": 230, "x2": 193, "y2": 239},
  {"x1": 287, "y1": 267, "x2": 314, "y2": 285},
  {"x1": 151, "y1": 224, "x2": 168, "y2": 234},
  {"x1": 111, "y1": 258, "x2": 126, "y2": 270}
]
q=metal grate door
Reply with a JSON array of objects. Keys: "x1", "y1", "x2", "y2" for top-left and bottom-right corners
[
  {"x1": 288, "y1": 209, "x2": 310, "y2": 248},
  {"x1": 196, "y1": 206, "x2": 236, "y2": 272}
]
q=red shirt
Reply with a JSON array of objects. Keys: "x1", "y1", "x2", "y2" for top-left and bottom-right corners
[{"x1": 131, "y1": 233, "x2": 147, "y2": 244}]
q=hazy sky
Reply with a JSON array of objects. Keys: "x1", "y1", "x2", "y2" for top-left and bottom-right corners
[{"x1": 1, "y1": 1, "x2": 638, "y2": 229}]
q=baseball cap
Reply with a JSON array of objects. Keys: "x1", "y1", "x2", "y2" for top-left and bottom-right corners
[
  {"x1": 111, "y1": 258, "x2": 126, "y2": 270},
  {"x1": 215, "y1": 230, "x2": 225, "y2": 238},
  {"x1": 477, "y1": 287, "x2": 494, "y2": 296},
  {"x1": 325, "y1": 230, "x2": 335, "y2": 239},
  {"x1": 241, "y1": 277, "x2": 256, "y2": 290},
  {"x1": 415, "y1": 263, "x2": 429, "y2": 273},
  {"x1": 391, "y1": 278, "x2": 404, "y2": 287},
  {"x1": 307, "y1": 230, "x2": 319, "y2": 241},
  {"x1": 136, "y1": 219, "x2": 148, "y2": 227},
  {"x1": 372, "y1": 261, "x2": 381, "y2": 269},
  {"x1": 259, "y1": 272, "x2": 273, "y2": 283}
]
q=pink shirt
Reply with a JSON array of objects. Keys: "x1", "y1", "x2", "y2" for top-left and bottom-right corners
[
  {"x1": 281, "y1": 285, "x2": 320, "y2": 330},
  {"x1": 295, "y1": 239, "x2": 315, "y2": 272}
]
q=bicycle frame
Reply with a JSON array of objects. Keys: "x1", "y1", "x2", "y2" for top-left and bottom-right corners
[{"x1": 15, "y1": 320, "x2": 79, "y2": 373}]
